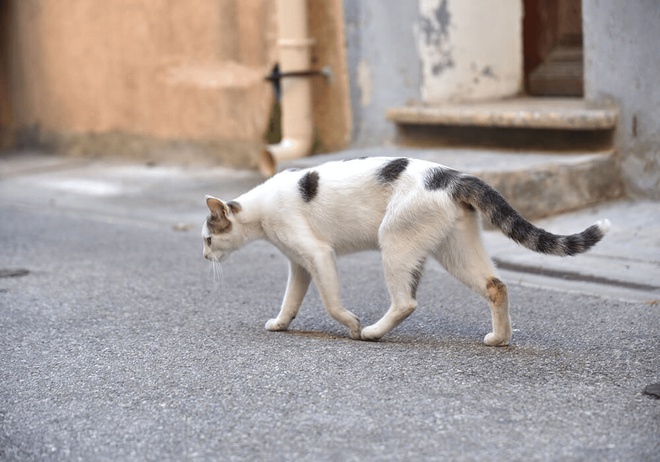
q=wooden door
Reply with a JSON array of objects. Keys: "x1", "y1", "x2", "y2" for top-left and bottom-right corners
[{"x1": 523, "y1": 0, "x2": 584, "y2": 97}]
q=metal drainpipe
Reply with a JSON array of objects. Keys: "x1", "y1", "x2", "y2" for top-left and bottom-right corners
[{"x1": 261, "y1": 0, "x2": 314, "y2": 175}]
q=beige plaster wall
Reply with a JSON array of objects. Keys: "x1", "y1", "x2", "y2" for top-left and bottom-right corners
[
  {"x1": 1, "y1": 0, "x2": 351, "y2": 168},
  {"x1": 309, "y1": 0, "x2": 352, "y2": 153}
]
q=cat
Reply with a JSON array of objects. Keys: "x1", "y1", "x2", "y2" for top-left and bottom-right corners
[{"x1": 202, "y1": 157, "x2": 610, "y2": 346}]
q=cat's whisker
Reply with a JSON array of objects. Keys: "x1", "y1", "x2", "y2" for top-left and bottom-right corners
[
  {"x1": 207, "y1": 259, "x2": 219, "y2": 286},
  {"x1": 210, "y1": 256, "x2": 225, "y2": 287}
]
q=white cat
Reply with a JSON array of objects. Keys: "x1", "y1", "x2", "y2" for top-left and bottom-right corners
[{"x1": 202, "y1": 157, "x2": 610, "y2": 345}]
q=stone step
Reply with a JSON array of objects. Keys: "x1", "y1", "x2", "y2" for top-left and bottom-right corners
[
  {"x1": 386, "y1": 98, "x2": 619, "y2": 151},
  {"x1": 281, "y1": 147, "x2": 622, "y2": 220}
]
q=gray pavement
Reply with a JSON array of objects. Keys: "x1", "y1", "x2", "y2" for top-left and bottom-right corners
[{"x1": 1, "y1": 150, "x2": 659, "y2": 461}]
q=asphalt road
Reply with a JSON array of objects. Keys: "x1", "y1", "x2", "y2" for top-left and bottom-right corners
[{"x1": 1, "y1": 203, "x2": 658, "y2": 461}]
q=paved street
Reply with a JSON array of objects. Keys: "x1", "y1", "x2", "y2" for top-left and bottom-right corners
[{"x1": 1, "y1": 154, "x2": 659, "y2": 461}]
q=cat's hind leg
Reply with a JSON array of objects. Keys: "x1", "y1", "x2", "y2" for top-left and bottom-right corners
[
  {"x1": 265, "y1": 261, "x2": 311, "y2": 332},
  {"x1": 434, "y1": 216, "x2": 511, "y2": 346},
  {"x1": 360, "y1": 256, "x2": 425, "y2": 341},
  {"x1": 361, "y1": 227, "x2": 431, "y2": 341}
]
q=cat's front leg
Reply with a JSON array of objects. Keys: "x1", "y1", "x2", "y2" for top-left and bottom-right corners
[
  {"x1": 305, "y1": 246, "x2": 362, "y2": 339},
  {"x1": 265, "y1": 261, "x2": 311, "y2": 332}
]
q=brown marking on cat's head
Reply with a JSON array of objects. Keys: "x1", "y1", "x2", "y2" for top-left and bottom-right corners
[
  {"x1": 203, "y1": 196, "x2": 246, "y2": 262},
  {"x1": 206, "y1": 196, "x2": 234, "y2": 234}
]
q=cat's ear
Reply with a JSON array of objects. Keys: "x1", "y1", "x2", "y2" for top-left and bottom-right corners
[{"x1": 206, "y1": 195, "x2": 228, "y2": 218}]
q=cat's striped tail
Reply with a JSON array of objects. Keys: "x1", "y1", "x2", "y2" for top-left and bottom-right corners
[{"x1": 451, "y1": 175, "x2": 611, "y2": 256}]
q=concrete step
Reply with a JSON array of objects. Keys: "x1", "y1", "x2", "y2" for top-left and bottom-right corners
[
  {"x1": 386, "y1": 98, "x2": 619, "y2": 151},
  {"x1": 281, "y1": 147, "x2": 623, "y2": 220}
]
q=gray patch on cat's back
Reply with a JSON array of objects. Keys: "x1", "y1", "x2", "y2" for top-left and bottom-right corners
[
  {"x1": 342, "y1": 156, "x2": 368, "y2": 162},
  {"x1": 377, "y1": 158, "x2": 410, "y2": 184},
  {"x1": 298, "y1": 170, "x2": 320, "y2": 203},
  {"x1": 424, "y1": 166, "x2": 460, "y2": 191}
]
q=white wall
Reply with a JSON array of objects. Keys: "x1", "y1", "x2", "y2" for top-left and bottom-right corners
[
  {"x1": 343, "y1": 0, "x2": 524, "y2": 148},
  {"x1": 416, "y1": 0, "x2": 523, "y2": 103}
]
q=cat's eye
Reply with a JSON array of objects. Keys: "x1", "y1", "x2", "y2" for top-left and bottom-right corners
[{"x1": 205, "y1": 237, "x2": 212, "y2": 246}]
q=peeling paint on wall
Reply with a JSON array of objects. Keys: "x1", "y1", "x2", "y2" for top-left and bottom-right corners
[
  {"x1": 343, "y1": 0, "x2": 422, "y2": 146},
  {"x1": 417, "y1": 0, "x2": 454, "y2": 76},
  {"x1": 583, "y1": 0, "x2": 660, "y2": 199},
  {"x1": 357, "y1": 58, "x2": 372, "y2": 107},
  {"x1": 481, "y1": 65, "x2": 497, "y2": 79},
  {"x1": 416, "y1": 0, "x2": 522, "y2": 103}
]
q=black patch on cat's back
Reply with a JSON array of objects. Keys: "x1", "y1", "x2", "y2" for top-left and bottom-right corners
[
  {"x1": 298, "y1": 170, "x2": 320, "y2": 203},
  {"x1": 424, "y1": 166, "x2": 459, "y2": 191},
  {"x1": 377, "y1": 158, "x2": 410, "y2": 184}
]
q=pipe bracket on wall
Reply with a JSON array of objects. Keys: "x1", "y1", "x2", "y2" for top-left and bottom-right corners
[{"x1": 265, "y1": 63, "x2": 332, "y2": 100}]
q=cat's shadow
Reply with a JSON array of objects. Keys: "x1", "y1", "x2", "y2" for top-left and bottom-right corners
[
  {"x1": 283, "y1": 329, "x2": 349, "y2": 341},
  {"x1": 275, "y1": 328, "x2": 521, "y2": 352}
]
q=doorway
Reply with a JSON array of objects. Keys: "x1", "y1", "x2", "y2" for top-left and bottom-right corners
[{"x1": 523, "y1": 0, "x2": 584, "y2": 97}]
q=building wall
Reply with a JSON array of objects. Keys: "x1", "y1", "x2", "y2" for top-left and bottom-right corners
[
  {"x1": 343, "y1": 0, "x2": 422, "y2": 147},
  {"x1": 0, "y1": 0, "x2": 15, "y2": 148},
  {"x1": 4, "y1": 0, "x2": 279, "y2": 167},
  {"x1": 0, "y1": 0, "x2": 351, "y2": 168},
  {"x1": 417, "y1": 0, "x2": 523, "y2": 103},
  {"x1": 3, "y1": 0, "x2": 656, "y2": 197},
  {"x1": 583, "y1": 0, "x2": 660, "y2": 199},
  {"x1": 308, "y1": 0, "x2": 353, "y2": 154},
  {"x1": 343, "y1": 0, "x2": 523, "y2": 147}
]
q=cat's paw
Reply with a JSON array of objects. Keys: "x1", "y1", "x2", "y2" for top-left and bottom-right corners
[
  {"x1": 483, "y1": 332, "x2": 511, "y2": 347},
  {"x1": 348, "y1": 321, "x2": 362, "y2": 340},
  {"x1": 265, "y1": 319, "x2": 289, "y2": 331},
  {"x1": 360, "y1": 325, "x2": 383, "y2": 342}
]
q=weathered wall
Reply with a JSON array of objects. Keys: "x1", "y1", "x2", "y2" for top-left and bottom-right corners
[
  {"x1": 5, "y1": 0, "x2": 279, "y2": 167},
  {"x1": 1, "y1": 0, "x2": 351, "y2": 167},
  {"x1": 308, "y1": 0, "x2": 352, "y2": 153},
  {"x1": 0, "y1": 0, "x2": 13, "y2": 148},
  {"x1": 417, "y1": 0, "x2": 523, "y2": 103},
  {"x1": 343, "y1": 0, "x2": 422, "y2": 146},
  {"x1": 343, "y1": 0, "x2": 523, "y2": 147},
  {"x1": 583, "y1": 0, "x2": 660, "y2": 199}
]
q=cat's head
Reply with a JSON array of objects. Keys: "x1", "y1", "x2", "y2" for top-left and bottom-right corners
[{"x1": 202, "y1": 195, "x2": 244, "y2": 262}]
